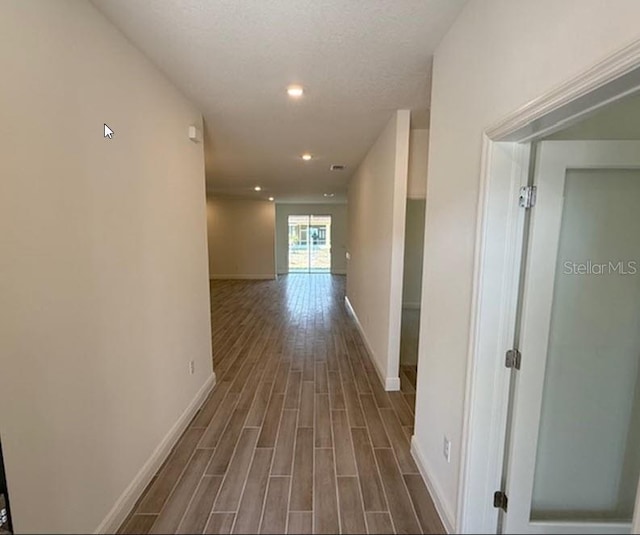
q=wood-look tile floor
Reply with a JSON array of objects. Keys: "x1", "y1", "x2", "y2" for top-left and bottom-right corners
[{"x1": 119, "y1": 275, "x2": 444, "y2": 534}]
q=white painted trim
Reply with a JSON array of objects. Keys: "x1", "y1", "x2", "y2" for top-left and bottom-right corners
[
  {"x1": 210, "y1": 274, "x2": 277, "y2": 280},
  {"x1": 277, "y1": 270, "x2": 346, "y2": 275},
  {"x1": 386, "y1": 110, "x2": 411, "y2": 391},
  {"x1": 384, "y1": 376, "x2": 401, "y2": 391},
  {"x1": 487, "y1": 39, "x2": 640, "y2": 142},
  {"x1": 456, "y1": 140, "x2": 530, "y2": 533},
  {"x1": 633, "y1": 477, "x2": 640, "y2": 533},
  {"x1": 344, "y1": 296, "x2": 400, "y2": 391},
  {"x1": 95, "y1": 373, "x2": 216, "y2": 534},
  {"x1": 411, "y1": 436, "x2": 455, "y2": 534},
  {"x1": 402, "y1": 301, "x2": 421, "y2": 310}
]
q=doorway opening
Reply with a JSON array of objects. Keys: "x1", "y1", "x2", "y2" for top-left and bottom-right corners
[
  {"x1": 0, "y1": 440, "x2": 13, "y2": 534},
  {"x1": 459, "y1": 54, "x2": 640, "y2": 534},
  {"x1": 287, "y1": 215, "x2": 331, "y2": 273},
  {"x1": 399, "y1": 199, "x2": 426, "y2": 396},
  {"x1": 501, "y1": 100, "x2": 640, "y2": 534}
]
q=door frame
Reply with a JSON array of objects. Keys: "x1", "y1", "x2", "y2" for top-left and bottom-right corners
[{"x1": 458, "y1": 39, "x2": 640, "y2": 533}]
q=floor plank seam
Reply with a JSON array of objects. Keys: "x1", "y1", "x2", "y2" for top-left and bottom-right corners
[{"x1": 118, "y1": 276, "x2": 447, "y2": 535}]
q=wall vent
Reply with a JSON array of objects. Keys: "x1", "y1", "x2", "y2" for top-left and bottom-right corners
[{"x1": 330, "y1": 164, "x2": 346, "y2": 171}]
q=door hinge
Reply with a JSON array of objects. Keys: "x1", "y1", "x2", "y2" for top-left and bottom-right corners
[
  {"x1": 493, "y1": 490, "x2": 508, "y2": 512},
  {"x1": 519, "y1": 185, "x2": 537, "y2": 208},
  {"x1": 505, "y1": 349, "x2": 521, "y2": 370}
]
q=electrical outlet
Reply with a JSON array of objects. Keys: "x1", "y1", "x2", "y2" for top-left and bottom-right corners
[
  {"x1": 189, "y1": 360, "x2": 195, "y2": 375},
  {"x1": 443, "y1": 436, "x2": 451, "y2": 463}
]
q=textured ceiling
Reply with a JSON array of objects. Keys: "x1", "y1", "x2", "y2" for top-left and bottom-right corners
[{"x1": 92, "y1": 0, "x2": 466, "y2": 203}]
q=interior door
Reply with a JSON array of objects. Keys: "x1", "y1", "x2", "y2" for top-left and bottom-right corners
[{"x1": 504, "y1": 141, "x2": 640, "y2": 534}]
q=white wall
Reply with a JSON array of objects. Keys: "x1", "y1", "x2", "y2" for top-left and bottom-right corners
[
  {"x1": 0, "y1": 1, "x2": 212, "y2": 533},
  {"x1": 415, "y1": 0, "x2": 640, "y2": 529},
  {"x1": 347, "y1": 110, "x2": 410, "y2": 390},
  {"x1": 275, "y1": 203, "x2": 348, "y2": 274},
  {"x1": 207, "y1": 197, "x2": 276, "y2": 279}
]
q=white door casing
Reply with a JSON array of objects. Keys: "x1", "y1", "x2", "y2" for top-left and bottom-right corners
[{"x1": 456, "y1": 139, "x2": 531, "y2": 533}]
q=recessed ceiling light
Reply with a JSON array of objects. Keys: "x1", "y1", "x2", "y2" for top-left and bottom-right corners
[
  {"x1": 254, "y1": 186, "x2": 262, "y2": 191},
  {"x1": 324, "y1": 193, "x2": 335, "y2": 198},
  {"x1": 302, "y1": 153, "x2": 312, "y2": 161},
  {"x1": 268, "y1": 197, "x2": 274, "y2": 201},
  {"x1": 287, "y1": 85, "x2": 304, "y2": 98}
]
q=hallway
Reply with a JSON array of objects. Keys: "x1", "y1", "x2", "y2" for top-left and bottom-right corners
[{"x1": 119, "y1": 275, "x2": 443, "y2": 534}]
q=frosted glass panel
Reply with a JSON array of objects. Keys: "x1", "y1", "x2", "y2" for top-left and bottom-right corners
[{"x1": 531, "y1": 169, "x2": 640, "y2": 521}]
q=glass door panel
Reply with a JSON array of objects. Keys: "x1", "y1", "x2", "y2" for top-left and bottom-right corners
[
  {"x1": 531, "y1": 169, "x2": 640, "y2": 522},
  {"x1": 288, "y1": 215, "x2": 309, "y2": 272},
  {"x1": 288, "y1": 215, "x2": 332, "y2": 273},
  {"x1": 309, "y1": 215, "x2": 331, "y2": 273}
]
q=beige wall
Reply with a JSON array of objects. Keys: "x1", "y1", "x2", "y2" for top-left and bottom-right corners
[
  {"x1": 415, "y1": 0, "x2": 640, "y2": 528},
  {"x1": 347, "y1": 110, "x2": 410, "y2": 389},
  {"x1": 407, "y1": 129, "x2": 429, "y2": 199},
  {"x1": 402, "y1": 199, "x2": 426, "y2": 307},
  {"x1": 207, "y1": 197, "x2": 276, "y2": 279},
  {"x1": 546, "y1": 91, "x2": 640, "y2": 140},
  {"x1": 403, "y1": 127, "x2": 428, "y2": 306},
  {"x1": 0, "y1": 1, "x2": 213, "y2": 533},
  {"x1": 275, "y1": 203, "x2": 348, "y2": 274}
]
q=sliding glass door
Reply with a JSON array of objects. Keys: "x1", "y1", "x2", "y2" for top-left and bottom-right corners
[{"x1": 287, "y1": 215, "x2": 331, "y2": 273}]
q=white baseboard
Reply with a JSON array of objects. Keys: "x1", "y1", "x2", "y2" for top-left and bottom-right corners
[
  {"x1": 402, "y1": 301, "x2": 421, "y2": 310},
  {"x1": 344, "y1": 296, "x2": 400, "y2": 392},
  {"x1": 95, "y1": 373, "x2": 216, "y2": 534},
  {"x1": 410, "y1": 436, "x2": 455, "y2": 534},
  {"x1": 210, "y1": 274, "x2": 276, "y2": 280},
  {"x1": 277, "y1": 271, "x2": 346, "y2": 275},
  {"x1": 385, "y1": 376, "x2": 401, "y2": 390}
]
